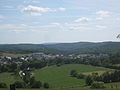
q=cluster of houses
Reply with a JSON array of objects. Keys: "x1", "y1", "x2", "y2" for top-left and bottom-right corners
[
  {"x1": 0, "y1": 52, "x2": 108, "y2": 65},
  {"x1": 31, "y1": 53, "x2": 108, "y2": 59},
  {"x1": 0, "y1": 56, "x2": 12, "y2": 64}
]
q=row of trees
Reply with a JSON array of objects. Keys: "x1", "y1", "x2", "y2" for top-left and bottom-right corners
[
  {"x1": 70, "y1": 70, "x2": 120, "y2": 88},
  {"x1": 0, "y1": 63, "x2": 17, "y2": 73},
  {"x1": 85, "y1": 70, "x2": 120, "y2": 85},
  {"x1": 85, "y1": 70, "x2": 120, "y2": 88},
  {"x1": 70, "y1": 70, "x2": 105, "y2": 89}
]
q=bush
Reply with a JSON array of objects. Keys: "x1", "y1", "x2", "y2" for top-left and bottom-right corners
[
  {"x1": 43, "y1": 82, "x2": 49, "y2": 88},
  {"x1": 31, "y1": 81, "x2": 42, "y2": 88},
  {"x1": 0, "y1": 82, "x2": 7, "y2": 88},
  {"x1": 29, "y1": 77, "x2": 35, "y2": 86},
  {"x1": 76, "y1": 73, "x2": 85, "y2": 79},
  {"x1": 14, "y1": 81, "x2": 26, "y2": 88},
  {"x1": 91, "y1": 81, "x2": 105, "y2": 88},
  {"x1": 56, "y1": 64, "x2": 62, "y2": 67},
  {"x1": 70, "y1": 70, "x2": 78, "y2": 77},
  {"x1": 85, "y1": 75, "x2": 93, "y2": 86}
]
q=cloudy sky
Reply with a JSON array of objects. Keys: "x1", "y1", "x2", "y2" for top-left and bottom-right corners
[{"x1": 0, "y1": 0, "x2": 120, "y2": 44}]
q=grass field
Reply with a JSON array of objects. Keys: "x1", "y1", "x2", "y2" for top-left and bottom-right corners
[
  {"x1": 33, "y1": 64, "x2": 111, "y2": 88},
  {"x1": 1, "y1": 53, "x2": 29, "y2": 57},
  {"x1": 0, "y1": 72, "x2": 21, "y2": 87},
  {"x1": 0, "y1": 64, "x2": 119, "y2": 90}
]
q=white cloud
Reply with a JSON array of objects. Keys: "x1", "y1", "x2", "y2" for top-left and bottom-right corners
[
  {"x1": 74, "y1": 17, "x2": 91, "y2": 22},
  {"x1": 22, "y1": 5, "x2": 53, "y2": 16},
  {"x1": 20, "y1": 24, "x2": 27, "y2": 27},
  {"x1": 58, "y1": 8, "x2": 66, "y2": 11},
  {"x1": 51, "y1": 22, "x2": 61, "y2": 26},
  {"x1": 63, "y1": 22, "x2": 91, "y2": 31},
  {"x1": 69, "y1": 26, "x2": 87, "y2": 31},
  {"x1": 96, "y1": 25, "x2": 107, "y2": 30},
  {"x1": 96, "y1": 10, "x2": 110, "y2": 20},
  {"x1": 22, "y1": 5, "x2": 52, "y2": 12},
  {"x1": 96, "y1": 10, "x2": 110, "y2": 17},
  {"x1": 22, "y1": 5, "x2": 67, "y2": 16}
]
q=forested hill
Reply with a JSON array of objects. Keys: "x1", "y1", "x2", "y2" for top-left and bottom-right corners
[{"x1": 0, "y1": 42, "x2": 120, "y2": 54}]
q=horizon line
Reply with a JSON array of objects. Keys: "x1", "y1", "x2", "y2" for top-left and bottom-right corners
[{"x1": 0, "y1": 41, "x2": 120, "y2": 44}]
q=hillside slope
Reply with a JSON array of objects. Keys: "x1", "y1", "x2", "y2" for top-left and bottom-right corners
[
  {"x1": 34, "y1": 64, "x2": 111, "y2": 87},
  {"x1": 0, "y1": 42, "x2": 120, "y2": 54}
]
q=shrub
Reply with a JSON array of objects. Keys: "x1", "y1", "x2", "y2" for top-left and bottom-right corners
[
  {"x1": 43, "y1": 82, "x2": 49, "y2": 88},
  {"x1": 85, "y1": 75, "x2": 93, "y2": 86},
  {"x1": 56, "y1": 64, "x2": 62, "y2": 67},
  {"x1": 14, "y1": 81, "x2": 26, "y2": 88},
  {"x1": 31, "y1": 81, "x2": 42, "y2": 88},
  {"x1": 29, "y1": 77, "x2": 35, "y2": 86},
  {"x1": 0, "y1": 82, "x2": 7, "y2": 88},
  {"x1": 102, "y1": 72, "x2": 111, "y2": 83},
  {"x1": 91, "y1": 81, "x2": 105, "y2": 88},
  {"x1": 76, "y1": 73, "x2": 85, "y2": 79},
  {"x1": 70, "y1": 70, "x2": 78, "y2": 77}
]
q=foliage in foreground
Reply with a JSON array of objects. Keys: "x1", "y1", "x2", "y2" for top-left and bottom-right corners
[{"x1": 0, "y1": 83, "x2": 7, "y2": 88}]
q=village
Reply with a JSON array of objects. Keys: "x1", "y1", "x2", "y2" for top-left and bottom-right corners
[{"x1": 0, "y1": 52, "x2": 108, "y2": 65}]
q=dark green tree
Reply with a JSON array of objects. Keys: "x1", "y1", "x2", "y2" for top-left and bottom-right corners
[
  {"x1": 31, "y1": 81, "x2": 42, "y2": 88},
  {"x1": 14, "y1": 81, "x2": 26, "y2": 88},
  {"x1": 70, "y1": 70, "x2": 78, "y2": 77},
  {"x1": 43, "y1": 82, "x2": 49, "y2": 88},
  {"x1": 85, "y1": 75, "x2": 93, "y2": 86},
  {"x1": 102, "y1": 72, "x2": 111, "y2": 83}
]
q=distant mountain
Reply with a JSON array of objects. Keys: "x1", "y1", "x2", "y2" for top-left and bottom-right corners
[
  {"x1": 44, "y1": 41, "x2": 120, "y2": 54},
  {"x1": 42, "y1": 42, "x2": 60, "y2": 45},
  {"x1": 0, "y1": 42, "x2": 120, "y2": 54}
]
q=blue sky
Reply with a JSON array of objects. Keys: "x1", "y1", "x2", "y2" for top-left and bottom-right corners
[{"x1": 0, "y1": 0, "x2": 120, "y2": 44}]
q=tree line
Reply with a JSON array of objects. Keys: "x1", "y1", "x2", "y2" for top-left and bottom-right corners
[{"x1": 70, "y1": 69, "x2": 120, "y2": 88}]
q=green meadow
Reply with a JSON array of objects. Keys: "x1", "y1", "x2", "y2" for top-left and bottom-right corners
[
  {"x1": 34, "y1": 64, "x2": 110, "y2": 87},
  {"x1": 0, "y1": 64, "x2": 120, "y2": 90}
]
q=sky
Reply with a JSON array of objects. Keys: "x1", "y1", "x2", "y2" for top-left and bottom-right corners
[{"x1": 0, "y1": 0, "x2": 120, "y2": 44}]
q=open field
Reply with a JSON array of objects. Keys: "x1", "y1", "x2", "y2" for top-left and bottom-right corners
[
  {"x1": 83, "y1": 70, "x2": 107, "y2": 75},
  {"x1": 33, "y1": 64, "x2": 111, "y2": 88},
  {"x1": 0, "y1": 64, "x2": 119, "y2": 90},
  {"x1": 0, "y1": 72, "x2": 21, "y2": 87},
  {"x1": 1, "y1": 53, "x2": 30, "y2": 57}
]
